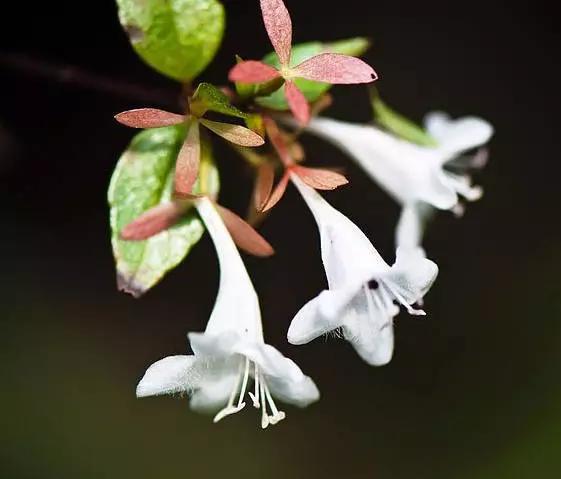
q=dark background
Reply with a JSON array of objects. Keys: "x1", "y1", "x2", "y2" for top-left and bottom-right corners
[{"x1": 1, "y1": 1, "x2": 560, "y2": 478}]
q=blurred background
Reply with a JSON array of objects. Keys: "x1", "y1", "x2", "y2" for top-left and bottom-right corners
[{"x1": 1, "y1": 0, "x2": 560, "y2": 478}]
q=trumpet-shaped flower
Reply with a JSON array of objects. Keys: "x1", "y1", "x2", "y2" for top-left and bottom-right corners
[
  {"x1": 136, "y1": 197, "x2": 319, "y2": 428},
  {"x1": 229, "y1": 0, "x2": 377, "y2": 125},
  {"x1": 303, "y1": 112, "x2": 493, "y2": 212},
  {"x1": 287, "y1": 175, "x2": 438, "y2": 365}
]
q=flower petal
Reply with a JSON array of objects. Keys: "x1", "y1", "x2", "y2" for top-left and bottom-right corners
[
  {"x1": 216, "y1": 204, "x2": 275, "y2": 257},
  {"x1": 234, "y1": 341, "x2": 320, "y2": 407},
  {"x1": 190, "y1": 368, "x2": 239, "y2": 413},
  {"x1": 288, "y1": 286, "x2": 361, "y2": 345},
  {"x1": 174, "y1": 120, "x2": 200, "y2": 197},
  {"x1": 228, "y1": 60, "x2": 281, "y2": 83},
  {"x1": 293, "y1": 53, "x2": 377, "y2": 84},
  {"x1": 285, "y1": 81, "x2": 310, "y2": 125},
  {"x1": 136, "y1": 355, "x2": 198, "y2": 397},
  {"x1": 291, "y1": 173, "x2": 389, "y2": 288},
  {"x1": 260, "y1": 0, "x2": 292, "y2": 66},
  {"x1": 120, "y1": 201, "x2": 187, "y2": 241},
  {"x1": 292, "y1": 165, "x2": 349, "y2": 190},
  {"x1": 384, "y1": 246, "x2": 439, "y2": 305},
  {"x1": 200, "y1": 119, "x2": 265, "y2": 147},
  {"x1": 341, "y1": 288, "x2": 395, "y2": 366},
  {"x1": 114, "y1": 109, "x2": 186, "y2": 128},
  {"x1": 424, "y1": 112, "x2": 494, "y2": 154},
  {"x1": 262, "y1": 171, "x2": 290, "y2": 211},
  {"x1": 253, "y1": 162, "x2": 275, "y2": 211}
]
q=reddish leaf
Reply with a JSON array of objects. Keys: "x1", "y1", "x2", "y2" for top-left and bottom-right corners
[
  {"x1": 293, "y1": 165, "x2": 349, "y2": 190},
  {"x1": 293, "y1": 53, "x2": 378, "y2": 84},
  {"x1": 260, "y1": 0, "x2": 292, "y2": 66},
  {"x1": 263, "y1": 117, "x2": 293, "y2": 167},
  {"x1": 120, "y1": 202, "x2": 186, "y2": 241},
  {"x1": 263, "y1": 171, "x2": 290, "y2": 211},
  {"x1": 285, "y1": 81, "x2": 310, "y2": 125},
  {"x1": 253, "y1": 162, "x2": 275, "y2": 211},
  {"x1": 216, "y1": 204, "x2": 275, "y2": 257},
  {"x1": 114, "y1": 109, "x2": 185, "y2": 128},
  {"x1": 174, "y1": 121, "x2": 201, "y2": 197},
  {"x1": 200, "y1": 119, "x2": 265, "y2": 147},
  {"x1": 229, "y1": 61, "x2": 281, "y2": 84}
]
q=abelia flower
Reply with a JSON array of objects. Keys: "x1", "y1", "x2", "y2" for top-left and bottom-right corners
[
  {"x1": 301, "y1": 112, "x2": 493, "y2": 249},
  {"x1": 136, "y1": 197, "x2": 319, "y2": 428},
  {"x1": 228, "y1": 0, "x2": 377, "y2": 125},
  {"x1": 286, "y1": 176, "x2": 439, "y2": 365}
]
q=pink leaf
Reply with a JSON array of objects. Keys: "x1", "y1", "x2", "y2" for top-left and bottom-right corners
[
  {"x1": 253, "y1": 162, "x2": 275, "y2": 211},
  {"x1": 120, "y1": 202, "x2": 186, "y2": 241},
  {"x1": 216, "y1": 204, "x2": 275, "y2": 257},
  {"x1": 174, "y1": 121, "x2": 200, "y2": 197},
  {"x1": 285, "y1": 81, "x2": 311, "y2": 126},
  {"x1": 260, "y1": 0, "x2": 292, "y2": 66},
  {"x1": 114, "y1": 109, "x2": 185, "y2": 128},
  {"x1": 228, "y1": 61, "x2": 281, "y2": 84},
  {"x1": 263, "y1": 171, "x2": 290, "y2": 211},
  {"x1": 263, "y1": 117, "x2": 293, "y2": 167},
  {"x1": 293, "y1": 165, "x2": 349, "y2": 190},
  {"x1": 293, "y1": 53, "x2": 378, "y2": 84},
  {"x1": 200, "y1": 119, "x2": 265, "y2": 147}
]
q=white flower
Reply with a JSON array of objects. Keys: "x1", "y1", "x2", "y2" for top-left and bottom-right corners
[
  {"x1": 136, "y1": 197, "x2": 319, "y2": 428},
  {"x1": 304, "y1": 112, "x2": 493, "y2": 212},
  {"x1": 287, "y1": 174, "x2": 439, "y2": 365}
]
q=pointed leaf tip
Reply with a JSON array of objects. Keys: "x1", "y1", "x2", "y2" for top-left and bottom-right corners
[
  {"x1": 229, "y1": 61, "x2": 281, "y2": 84},
  {"x1": 174, "y1": 121, "x2": 201, "y2": 197},
  {"x1": 216, "y1": 204, "x2": 275, "y2": 257},
  {"x1": 115, "y1": 109, "x2": 185, "y2": 128},
  {"x1": 294, "y1": 53, "x2": 377, "y2": 84},
  {"x1": 200, "y1": 119, "x2": 265, "y2": 147},
  {"x1": 253, "y1": 163, "x2": 275, "y2": 211},
  {"x1": 260, "y1": 0, "x2": 292, "y2": 66},
  {"x1": 293, "y1": 165, "x2": 349, "y2": 190},
  {"x1": 262, "y1": 171, "x2": 290, "y2": 211},
  {"x1": 285, "y1": 81, "x2": 310, "y2": 125},
  {"x1": 121, "y1": 202, "x2": 185, "y2": 241}
]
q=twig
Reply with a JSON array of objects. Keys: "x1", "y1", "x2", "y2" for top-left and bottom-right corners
[{"x1": 0, "y1": 51, "x2": 177, "y2": 107}]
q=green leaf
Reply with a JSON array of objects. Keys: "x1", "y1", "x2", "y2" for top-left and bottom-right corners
[
  {"x1": 108, "y1": 126, "x2": 219, "y2": 297},
  {"x1": 371, "y1": 91, "x2": 438, "y2": 147},
  {"x1": 115, "y1": 0, "x2": 225, "y2": 82},
  {"x1": 256, "y1": 38, "x2": 371, "y2": 110},
  {"x1": 190, "y1": 83, "x2": 249, "y2": 119}
]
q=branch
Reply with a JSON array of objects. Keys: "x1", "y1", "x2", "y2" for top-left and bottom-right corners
[{"x1": 0, "y1": 51, "x2": 177, "y2": 107}]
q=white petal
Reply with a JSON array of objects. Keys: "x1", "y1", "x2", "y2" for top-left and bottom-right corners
[
  {"x1": 136, "y1": 355, "x2": 198, "y2": 398},
  {"x1": 342, "y1": 288, "x2": 395, "y2": 366},
  {"x1": 384, "y1": 247, "x2": 439, "y2": 305},
  {"x1": 189, "y1": 363, "x2": 239, "y2": 413},
  {"x1": 303, "y1": 117, "x2": 459, "y2": 210},
  {"x1": 195, "y1": 198, "x2": 264, "y2": 340},
  {"x1": 424, "y1": 111, "x2": 494, "y2": 154},
  {"x1": 287, "y1": 286, "x2": 360, "y2": 345},
  {"x1": 291, "y1": 173, "x2": 389, "y2": 288},
  {"x1": 236, "y1": 341, "x2": 320, "y2": 407},
  {"x1": 395, "y1": 202, "x2": 435, "y2": 250},
  {"x1": 188, "y1": 331, "x2": 241, "y2": 358}
]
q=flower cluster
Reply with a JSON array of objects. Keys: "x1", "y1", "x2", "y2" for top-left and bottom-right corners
[{"x1": 111, "y1": 0, "x2": 494, "y2": 428}]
